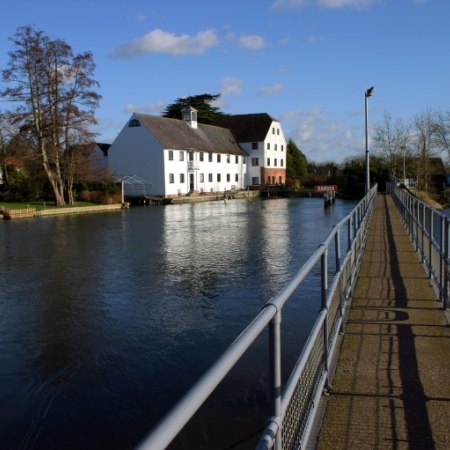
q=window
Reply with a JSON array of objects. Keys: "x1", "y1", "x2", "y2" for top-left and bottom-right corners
[
  {"x1": 277, "y1": 129, "x2": 280, "y2": 135},
  {"x1": 227, "y1": 174, "x2": 230, "y2": 182},
  {"x1": 267, "y1": 143, "x2": 270, "y2": 150},
  {"x1": 189, "y1": 151, "x2": 194, "y2": 161},
  {"x1": 180, "y1": 174, "x2": 185, "y2": 183},
  {"x1": 252, "y1": 142, "x2": 258, "y2": 150},
  {"x1": 200, "y1": 152, "x2": 204, "y2": 162},
  {"x1": 272, "y1": 127, "x2": 275, "y2": 134},
  {"x1": 274, "y1": 159, "x2": 277, "y2": 167},
  {"x1": 267, "y1": 158, "x2": 270, "y2": 166},
  {"x1": 168, "y1": 150, "x2": 173, "y2": 161},
  {"x1": 169, "y1": 173, "x2": 174, "y2": 183},
  {"x1": 217, "y1": 173, "x2": 221, "y2": 182},
  {"x1": 227, "y1": 154, "x2": 230, "y2": 163},
  {"x1": 281, "y1": 159, "x2": 284, "y2": 167},
  {"x1": 279, "y1": 176, "x2": 282, "y2": 184},
  {"x1": 217, "y1": 154, "x2": 221, "y2": 163},
  {"x1": 252, "y1": 177, "x2": 260, "y2": 185},
  {"x1": 251, "y1": 158, "x2": 259, "y2": 166},
  {"x1": 208, "y1": 173, "x2": 213, "y2": 182},
  {"x1": 128, "y1": 119, "x2": 141, "y2": 127},
  {"x1": 275, "y1": 144, "x2": 277, "y2": 151},
  {"x1": 179, "y1": 151, "x2": 184, "y2": 161},
  {"x1": 281, "y1": 145, "x2": 284, "y2": 152},
  {"x1": 235, "y1": 174, "x2": 239, "y2": 182},
  {"x1": 235, "y1": 155, "x2": 239, "y2": 164},
  {"x1": 200, "y1": 173, "x2": 204, "y2": 182},
  {"x1": 267, "y1": 176, "x2": 271, "y2": 184},
  {"x1": 209, "y1": 153, "x2": 213, "y2": 162}
]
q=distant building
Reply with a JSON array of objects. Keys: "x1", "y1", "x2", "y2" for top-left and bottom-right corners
[{"x1": 108, "y1": 107, "x2": 287, "y2": 197}]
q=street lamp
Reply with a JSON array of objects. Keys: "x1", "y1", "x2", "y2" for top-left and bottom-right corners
[{"x1": 365, "y1": 86, "x2": 374, "y2": 193}]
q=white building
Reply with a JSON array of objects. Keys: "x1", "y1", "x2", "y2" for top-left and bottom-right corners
[{"x1": 108, "y1": 107, "x2": 287, "y2": 197}]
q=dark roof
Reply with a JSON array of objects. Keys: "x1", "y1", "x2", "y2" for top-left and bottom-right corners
[
  {"x1": 96, "y1": 143, "x2": 111, "y2": 156},
  {"x1": 215, "y1": 113, "x2": 278, "y2": 143},
  {"x1": 134, "y1": 113, "x2": 247, "y2": 156}
]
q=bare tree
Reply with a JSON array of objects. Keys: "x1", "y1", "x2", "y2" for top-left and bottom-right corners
[
  {"x1": 432, "y1": 110, "x2": 450, "y2": 161},
  {"x1": 373, "y1": 112, "x2": 410, "y2": 178},
  {"x1": 1, "y1": 25, "x2": 101, "y2": 205},
  {"x1": 413, "y1": 109, "x2": 438, "y2": 192}
]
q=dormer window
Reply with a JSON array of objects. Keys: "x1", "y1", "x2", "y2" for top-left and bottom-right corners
[
  {"x1": 128, "y1": 119, "x2": 141, "y2": 127},
  {"x1": 181, "y1": 106, "x2": 198, "y2": 129}
]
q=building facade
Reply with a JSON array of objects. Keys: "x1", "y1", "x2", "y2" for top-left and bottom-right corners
[{"x1": 108, "y1": 108, "x2": 287, "y2": 197}]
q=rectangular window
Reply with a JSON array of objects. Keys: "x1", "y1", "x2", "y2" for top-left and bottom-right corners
[
  {"x1": 272, "y1": 127, "x2": 275, "y2": 134},
  {"x1": 217, "y1": 154, "x2": 221, "y2": 163},
  {"x1": 169, "y1": 173, "x2": 174, "y2": 183},
  {"x1": 200, "y1": 173, "x2": 204, "y2": 182},
  {"x1": 188, "y1": 151, "x2": 194, "y2": 161},
  {"x1": 267, "y1": 158, "x2": 270, "y2": 166},
  {"x1": 252, "y1": 142, "x2": 258, "y2": 150},
  {"x1": 235, "y1": 174, "x2": 238, "y2": 182},
  {"x1": 267, "y1": 143, "x2": 270, "y2": 150},
  {"x1": 179, "y1": 151, "x2": 184, "y2": 161},
  {"x1": 180, "y1": 173, "x2": 185, "y2": 183},
  {"x1": 277, "y1": 129, "x2": 280, "y2": 135},
  {"x1": 227, "y1": 174, "x2": 230, "y2": 182},
  {"x1": 274, "y1": 159, "x2": 278, "y2": 166},
  {"x1": 281, "y1": 159, "x2": 284, "y2": 167},
  {"x1": 200, "y1": 152, "x2": 204, "y2": 162},
  {"x1": 275, "y1": 144, "x2": 277, "y2": 151},
  {"x1": 208, "y1": 173, "x2": 213, "y2": 182},
  {"x1": 251, "y1": 158, "x2": 259, "y2": 166},
  {"x1": 281, "y1": 145, "x2": 284, "y2": 152},
  {"x1": 209, "y1": 153, "x2": 213, "y2": 162},
  {"x1": 235, "y1": 155, "x2": 239, "y2": 164},
  {"x1": 252, "y1": 177, "x2": 260, "y2": 185},
  {"x1": 227, "y1": 154, "x2": 230, "y2": 163},
  {"x1": 217, "y1": 173, "x2": 221, "y2": 182},
  {"x1": 168, "y1": 150, "x2": 173, "y2": 161}
]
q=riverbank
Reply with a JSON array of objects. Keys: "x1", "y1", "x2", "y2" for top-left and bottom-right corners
[{"x1": 0, "y1": 203, "x2": 127, "y2": 219}]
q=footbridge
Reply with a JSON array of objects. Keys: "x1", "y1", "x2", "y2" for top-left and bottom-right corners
[{"x1": 135, "y1": 183, "x2": 450, "y2": 450}]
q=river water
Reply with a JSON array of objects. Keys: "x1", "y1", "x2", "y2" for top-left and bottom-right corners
[{"x1": 0, "y1": 197, "x2": 357, "y2": 450}]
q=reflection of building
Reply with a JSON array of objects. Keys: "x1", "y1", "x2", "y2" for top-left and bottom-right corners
[{"x1": 108, "y1": 107, "x2": 287, "y2": 197}]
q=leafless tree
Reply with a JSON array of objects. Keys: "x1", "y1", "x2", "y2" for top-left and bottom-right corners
[
  {"x1": 1, "y1": 25, "x2": 101, "y2": 205},
  {"x1": 372, "y1": 112, "x2": 410, "y2": 178}
]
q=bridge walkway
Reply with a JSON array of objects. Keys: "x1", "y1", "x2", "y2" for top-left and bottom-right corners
[{"x1": 316, "y1": 193, "x2": 450, "y2": 449}]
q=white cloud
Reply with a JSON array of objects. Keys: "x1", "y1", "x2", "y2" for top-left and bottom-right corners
[
  {"x1": 281, "y1": 108, "x2": 363, "y2": 163},
  {"x1": 238, "y1": 35, "x2": 267, "y2": 50},
  {"x1": 258, "y1": 83, "x2": 285, "y2": 96},
  {"x1": 271, "y1": 0, "x2": 376, "y2": 9},
  {"x1": 220, "y1": 77, "x2": 243, "y2": 96},
  {"x1": 132, "y1": 12, "x2": 147, "y2": 21},
  {"x1": 111, "y1": 28, "x2": 218, "y2": 58},
  {"x1": 123, "y1": 101, "x2": 165, "y2": 115}
]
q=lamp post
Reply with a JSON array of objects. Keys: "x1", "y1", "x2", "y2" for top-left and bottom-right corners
[{"x1": 365, "y1": 86, "x2": 374, "y2": 193}]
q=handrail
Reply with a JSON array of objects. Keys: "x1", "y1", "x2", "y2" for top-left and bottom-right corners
[
  {"x1": 136, "y1": 184, "x2": 378, "y2": 450},
  {"x1": 388, "y1": 182, "x2": 449, "y2": 310}
]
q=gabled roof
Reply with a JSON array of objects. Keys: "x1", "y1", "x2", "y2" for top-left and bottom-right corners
[
  {"x1": 134, "y1": 113, "x2": 246, "y2": 156},
  {"x1": 215, "y1": 113, "x2": 278, "y2": 143},
  {"x1": 96, "y1": 143, "x2": 111, "y2": 156}
]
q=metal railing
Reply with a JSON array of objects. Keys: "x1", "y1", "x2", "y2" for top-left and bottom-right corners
[
  {"x1": 388, "y1": 182, "x2": 450, "y2": 310},
  {"x1": 136, "y1": 184, "x2": 378, "y2": 450}
]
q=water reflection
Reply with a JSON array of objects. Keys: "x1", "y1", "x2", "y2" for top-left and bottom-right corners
[{"x1": 0, "y1": 197, "x2": 356, "y2": 449}]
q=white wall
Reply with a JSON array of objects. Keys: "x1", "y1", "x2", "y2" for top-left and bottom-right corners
[{"x1": 108, "y1": 121, "x2": 165, "y2": 196}]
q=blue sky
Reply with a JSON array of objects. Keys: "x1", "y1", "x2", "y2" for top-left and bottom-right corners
[{"x1": 1, "y1": 0, "x2": 448, "y2": 163}]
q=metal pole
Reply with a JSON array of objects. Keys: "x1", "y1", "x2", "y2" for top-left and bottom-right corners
[
  {"x1": 365, "y1": 87, "x2": 374, "y2": 194},
  {"x1": 269, "y1": 311, "x2": 282, "y2": 450}
]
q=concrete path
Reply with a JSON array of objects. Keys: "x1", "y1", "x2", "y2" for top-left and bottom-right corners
[{"x1": 316, "y1": 194, "x2": 450, "y2": 450}]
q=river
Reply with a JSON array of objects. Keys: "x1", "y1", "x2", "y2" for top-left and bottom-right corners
[{"x1": 0, "y1": 197, "x2": 357, "y2": 450}]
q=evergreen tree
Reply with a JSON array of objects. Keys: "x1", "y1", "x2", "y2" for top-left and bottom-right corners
[
  {"x1": 162, "y1": 93, "x2": 226, "y2": 124},
  {"x1": 286, "y1": 139, "x2": 307, "y2": 180}
]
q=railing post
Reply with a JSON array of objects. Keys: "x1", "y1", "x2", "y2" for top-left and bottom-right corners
[
  {"x1": 321, "y1": 248, "x2": 329, "y2": 388},
  {"x1": 348, "y1": 216, "x2": 352, "y2": 252},
  {"x1": 445, "y1": 219, "x2": 449, "y2": 310},
  {"x1": 269, "y1": 310, "x2": 282, "y2": 450},
  {"x1": 429, "y1": 210, "x2": 433, "y2": 279},
  {"x1": 335, "y1": 229, "x2": 341, "y2": 272},
  {"x1": 440, "y1": 215, "x2": 445, "y2": 303}
]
